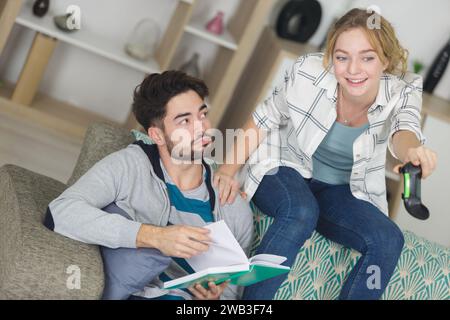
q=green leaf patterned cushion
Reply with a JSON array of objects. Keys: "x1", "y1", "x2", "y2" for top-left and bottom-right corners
[
  {"x1": 131, "y1": 131, "x2": 450, "y2": 300},
  {"x1": 250, "y1": 202, "x2": 450, "y2": 300}
]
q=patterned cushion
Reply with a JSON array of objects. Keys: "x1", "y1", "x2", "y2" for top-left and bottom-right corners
[
  {"x1": 131, "y1": 129, "x2": 450, "y2": 300},
  {"x1": 250, "y1": 203, "x2": 450, "y2": 300},
  {"x1": 131, "y1": 129, "x2": 154, "y2": 145}
]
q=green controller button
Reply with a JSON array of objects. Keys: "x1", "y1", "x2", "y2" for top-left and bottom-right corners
[{"x1": 404, "y1": 173, "x2": 410, "y2": 198}]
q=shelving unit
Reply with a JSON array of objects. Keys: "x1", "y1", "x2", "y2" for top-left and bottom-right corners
[
  {"x1": 184, "y1": 20, "x2": 238, "y2": 51},
  {"x1": 0, "y1": 0, "x2": 274, "y2": 139},
  {"x1": 150, "y1": 0, "x2": 275, "y2": 129},
  {"x1": 14, "y1": 6, "x2": 160, "y2": 74}
]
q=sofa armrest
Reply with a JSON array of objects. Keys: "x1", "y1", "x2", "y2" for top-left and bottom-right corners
[{"x1": 0, "y1": 165, "x2": 104, "y2": 299}]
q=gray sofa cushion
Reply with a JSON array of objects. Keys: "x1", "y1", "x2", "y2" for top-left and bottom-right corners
[
  {"x1": 0, "y1": 165, "x2": 104, "y2": 299},
  {"x1": 67, "y1": 122, "x2": 135, "y2": 186}
]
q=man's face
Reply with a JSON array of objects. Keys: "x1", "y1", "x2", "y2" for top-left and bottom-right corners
[{"x1": 150, "y1": 90, "x2": 212, "y2": 162}]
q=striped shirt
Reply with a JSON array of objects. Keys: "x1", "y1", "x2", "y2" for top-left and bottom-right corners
[
  {"x1": 141, "y1": 162, "x2": 214, "y2": 300},
  {"x1": 136, "y1": 160, "x2": 253, "y2": 300},
  {"x1": 238, "y1": 53, "x2": 425, "y2": 216}
]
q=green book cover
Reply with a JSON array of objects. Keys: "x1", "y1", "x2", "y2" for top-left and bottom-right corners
[
  {"x1": 163, "y1": 268, "x2": 248, "y2": 290},
  {"x1": 229, "y1": 264, "x2": 290, "y2": 287},
  {"x1": 162, "y1": 221, "x2": 291, "y2": 290},
  {"x1": 163, "y1": 262, "x2": 290, "y2": 290}
]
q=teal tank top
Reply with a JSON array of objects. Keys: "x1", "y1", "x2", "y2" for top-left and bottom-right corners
[{"x1": 312, "y1": 121, "x2": 369, "y2": 185}]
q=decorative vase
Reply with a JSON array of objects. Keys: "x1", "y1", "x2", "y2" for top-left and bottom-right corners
[
  {"x1": 32, "y1": 0, "x2": 50, "y2": 18},
  {"x1": 206, "y1": 11, "x2": 224, "y2": 35},
  {"x1": 179, "y1": 53, "x2": 201, "y2": 78},
  {"x1": 125, "y1": 18, "x2": 161, "y2": 61},
  {"x1": 54, "y1": 12, "x2": 79, "y2": 32}
]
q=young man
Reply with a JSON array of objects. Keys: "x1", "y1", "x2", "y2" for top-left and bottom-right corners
[{"x1": 45, "y1": 71, "x2": 254, "y2": 300}]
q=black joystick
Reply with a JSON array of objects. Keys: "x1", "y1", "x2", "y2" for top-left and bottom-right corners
[{"x1": 400, "y1": 162, "x2": 430, "y2": 220}]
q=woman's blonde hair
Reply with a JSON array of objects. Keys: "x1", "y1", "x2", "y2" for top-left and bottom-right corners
[{"x1": 323, "y1": 8, "x2": 408, "y2": 75}]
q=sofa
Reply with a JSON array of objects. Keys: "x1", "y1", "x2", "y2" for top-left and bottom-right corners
[{"x1": 0, "y1": 122, "x2": 448, "y2": 299}]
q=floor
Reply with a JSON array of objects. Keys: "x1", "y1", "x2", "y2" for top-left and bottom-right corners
[{"x1": 0, "y1": 105, "x2": 82, "y2": 184}]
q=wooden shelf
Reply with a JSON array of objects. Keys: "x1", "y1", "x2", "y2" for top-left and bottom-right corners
[
  {"x1": 15, "y1": 4, "x2": 160, "y2": 74},
  {"x1": 422, "y1": 92, "x2": 450, "y2": 124},
  {"x1": 185, "y1": 20, "x2": 238, "y2": 51},
  {"x1": 222, "y1": 27, "x2": 318, "y2": 130},
  {"x1": 0, "y1": 81, "x2": 119, "y2": 143}
]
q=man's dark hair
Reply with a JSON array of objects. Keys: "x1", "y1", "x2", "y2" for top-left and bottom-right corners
[{"x1": 132, "y1": 70, "x2": 209, "y2": 131}]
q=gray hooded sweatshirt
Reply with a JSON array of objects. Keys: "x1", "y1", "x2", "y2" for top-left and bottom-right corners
[{"x1": 47, "y1": 141, "x2": 254, "y2": 299}]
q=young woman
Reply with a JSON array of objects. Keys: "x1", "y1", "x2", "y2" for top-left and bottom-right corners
[{"x1": 214, "y1": 8, "x2": 437, "y2": 300}]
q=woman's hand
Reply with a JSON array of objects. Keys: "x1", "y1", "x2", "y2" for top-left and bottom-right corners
[
  {"x1": 213, "y1": 169, "x2": 246, "y2": 206},
  {"x1": 188, "y1": 281, "x2": 229, "y2": 300},
  {"x1": 393, "y1": 145, "x2": 437, "y2": 179}
]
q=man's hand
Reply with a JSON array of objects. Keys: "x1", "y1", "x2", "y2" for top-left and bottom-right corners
[
  {"x1": 393, "y1": 145, "x2": 438, "y2": 179},
  {"x1": 136, "y1": 224, "x2": 211, "y2": 258},
  {"x1": 213, "y1": 169, "x2": 246, "y2": 206},
  {"x1": 188, "y1": 281, "x2": 229, "y2": 300}
]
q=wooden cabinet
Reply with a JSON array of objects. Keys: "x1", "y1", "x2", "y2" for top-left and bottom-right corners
[{"x1": 221, "y1": 27, "x2": 318, "y2": 130}]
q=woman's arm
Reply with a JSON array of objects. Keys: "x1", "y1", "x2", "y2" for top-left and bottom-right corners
[
  {"x1": 214, "y1": 61, "x2": 298, "y2": 205},
  {"x1": 391, "y1": 130, "x2": 437, "y2": 179},
  {"x1": 214, "y1": 116, "x2": 267, "y2": 205},
  {"x1": 221, "y1": 116, "x2": 267, "y2": 176},
  {"x1": 389, "y1": 73, "x2": 437, "y2": 179}
]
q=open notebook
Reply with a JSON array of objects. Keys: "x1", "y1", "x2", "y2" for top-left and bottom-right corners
[{"x1": 163, "y1": 220, "x2": 290, "y2": 289}]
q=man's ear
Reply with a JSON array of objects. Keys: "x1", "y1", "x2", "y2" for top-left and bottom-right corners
[{"x1": 148, "y1": 126, "x2": 165, "y2": 146}]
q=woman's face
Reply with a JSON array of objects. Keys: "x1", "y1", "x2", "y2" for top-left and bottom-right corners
[{"x1": 333, "y1": 28, "x2": 388, "y2": 100}]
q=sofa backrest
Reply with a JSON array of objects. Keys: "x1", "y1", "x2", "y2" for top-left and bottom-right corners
[{"x1": 67, "y1": 122, "x2": 135, "y2": 186}]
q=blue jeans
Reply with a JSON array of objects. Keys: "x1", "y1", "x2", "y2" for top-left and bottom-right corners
[{"x1": 242, "y1": 167, "x2": 404, "y2": 300}]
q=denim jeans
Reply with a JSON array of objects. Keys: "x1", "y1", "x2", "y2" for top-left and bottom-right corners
[{"x1": 242, "y1": 166, "x2": 404, "y2": 300}]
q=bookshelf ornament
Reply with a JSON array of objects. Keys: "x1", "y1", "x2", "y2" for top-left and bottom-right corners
[
  {"x1": 206, "y1": 11, "x2": 224, "y2": 35},
  {"x1": 125, "y1": 18, "x2": 161, "y2": 61},
  {"x1": 179, "y1": 53, "x2": 201, "y2": 78},
  {"x1": 32, "y1": 0, "x2": 50, "y2": 17},
  {"x1": 54, "y1": 6, "x2": 81, "y2": 32}
]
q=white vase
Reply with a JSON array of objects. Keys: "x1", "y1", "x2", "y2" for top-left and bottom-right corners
[{"x1": 125, "y1": 18, "x2": 161, "y2": 61}]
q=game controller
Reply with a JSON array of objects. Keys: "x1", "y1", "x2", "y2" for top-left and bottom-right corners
[{"x1": 400, "y1": 162, "x2": 430, "y2": 220}]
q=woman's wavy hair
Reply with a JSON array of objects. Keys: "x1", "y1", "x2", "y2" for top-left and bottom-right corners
[{"x1": 323, "y1": 8, "x2": 408, "y2": 75}]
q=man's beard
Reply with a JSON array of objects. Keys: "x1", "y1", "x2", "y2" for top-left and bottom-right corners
[{"x1": 164, "y1": 133, "x2": 210, "y2": 163}]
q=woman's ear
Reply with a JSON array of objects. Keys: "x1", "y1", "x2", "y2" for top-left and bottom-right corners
[{"x1": 148, "y1": 127, "x2": 165, "y2": 146}]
